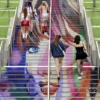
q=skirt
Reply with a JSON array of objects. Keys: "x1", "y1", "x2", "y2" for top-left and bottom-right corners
[
  {"x1": 76, "y1": 51, "x2": 87, "y2": 60},
  {"x1": 21, "y1": 20, "x2": 29, "y2": 26}
]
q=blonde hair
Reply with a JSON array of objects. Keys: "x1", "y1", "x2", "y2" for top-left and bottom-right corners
[{"x1": 42, "y1": 1, "x2": 48, "y2": 9}]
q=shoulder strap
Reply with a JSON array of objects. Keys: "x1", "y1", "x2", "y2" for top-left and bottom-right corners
[{"x1": 58, "y1": 45, "x2": 63, "y2": 51}]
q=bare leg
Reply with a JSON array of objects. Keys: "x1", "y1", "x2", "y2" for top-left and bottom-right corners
[
  {"x1": 77, "y1": 60, "x2": 82, "y2": 76},
  {"x1": 54, "y1": 58, "x2": 60, "y2": 77},
  {"x1": 54, "y1": 57, "x2": 63, "y2": 77},
  {"x1": 58, "y1": 57, "x2": 63, "y2": 74},
  {"x1": 21, "y1": 26, "x2": 26, "y2": 39}
]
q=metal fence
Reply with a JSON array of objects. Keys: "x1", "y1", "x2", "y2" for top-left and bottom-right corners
[
  {"x1": 95, "y1": 40, "x2": 100, "y2": 79},
  {"x1": 78, "y1": 0, "x2": 96, "y2": 66},
  {"x1": 0, "y1": 7, "x2": 18, "y2": 66}
]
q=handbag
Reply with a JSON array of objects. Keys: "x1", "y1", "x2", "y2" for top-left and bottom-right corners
[{"x1": 58, "y1": 45, "x2": 65, "y2": 56}]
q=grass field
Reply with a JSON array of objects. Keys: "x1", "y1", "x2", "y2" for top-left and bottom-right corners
[
  {"x1": 0, "y1": 18, "x2": 10, "y2": 25},
  {"x1": 84, "y1": 0, "x2": 100, "y2": 2},
  {"x1": 0, "y1": 11, "x2": 15, "y2": 17},
  {"x1": 0, "y1": 2, "x2": 18, "y2": 8},
  {"x1": 91, "y1": 18, "x2": 100, "y2": 26},
  {"x1": 84, "y1": 1, "x2": 100, "y2": 38},
  {"x1": 84, "y1": 3, "x2": 100, "y2": 8},
  {"x1": 0, "y1": 27, "x2": 8, "y2": 37},
  {"x1": 0, "y1": 0, "x2": 19, "y2": 38}
]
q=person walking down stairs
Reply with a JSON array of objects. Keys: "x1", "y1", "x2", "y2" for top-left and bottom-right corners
[{"x1": 67, "y1": 35, "x2": 88, "y2": 80}]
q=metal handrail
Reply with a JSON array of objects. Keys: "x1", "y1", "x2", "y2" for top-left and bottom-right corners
[
  {"x1": 95, "y1": 41, "x2": 100, "y2": 79},
  {"x1": 4, "y1": 7, "x2": 18, "y2": 66},
  {"x1": 78, "y1": 0, "x2": 97, "y2": 66},
  {"x1": 18, "y1": 0, "x2": 24, "y2": 18},
  {"x1": 48, "y1": 0, "x2": 52, "y2": 99}
]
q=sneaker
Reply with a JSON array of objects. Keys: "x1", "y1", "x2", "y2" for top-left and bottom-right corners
[
  {"x1": 81, "y1": 72, "x2": 83, "y2": 75},
  {"x1": 77, "y1": 76, "x2": 81, "y2": 80}
]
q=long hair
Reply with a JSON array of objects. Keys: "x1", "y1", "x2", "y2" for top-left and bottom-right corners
[
  {"x1": 23, "y1": 8, "x2": 28, "y2": 19},
  {"x1": 42, "y1": 1, "x2": 48, "y2": 9},
  {"x1": 74, "y1": 35, "x2": 80, "y2": 44},
  {"x1": 53, "y1": 35, "x2": 61, "y2": 46},
  {"x1": 28, "y1": 2, "x2": 33, "y2": 11}
]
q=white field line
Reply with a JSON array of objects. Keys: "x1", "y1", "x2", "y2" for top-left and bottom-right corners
[
  {"x1": 0, "y1": 9, "x2": 15, "y2": 11},
  {"x1": 0, "y1": 1, "x2": 19, "y2": 3},
  {"x1": 86, "y1": 9, "x2": 100, "y2": 11},
  {"x1": 0, "y1": 25, "x2": 9, "y2": 28},
  {"x1": 92, "y1": 26, "x2": 100, "y2": 28},
  {"x1": 84, "y1": 2, "x2": 100, "y2": 3}
]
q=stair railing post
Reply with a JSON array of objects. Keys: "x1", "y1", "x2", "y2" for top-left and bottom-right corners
[
  {"x1": 7, "y1": 0, "x2": 10, "y2": 7},
  {"x1": 48, "y1": 0, "x2": 52, "y2": 100},
  {"x1": 93, "y1": 0, "x2": 96, "y2": 7},
  {"x1": 96, "y1": 41, "x2": 100, "y2": 79}
]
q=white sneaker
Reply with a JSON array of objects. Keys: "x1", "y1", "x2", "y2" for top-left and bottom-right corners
[
  {"x1": 81, "y1": 72, "x2": 83, "y2": 75},
  {"x1": 77, "y1": 76, "x2": 81, "y2": 80},
  {"x1": 22, "y1": 33, "x2": 25, "y2": 39},
  {"x1": 25, "y1": 33, "x2": 28, "y2": 38}
]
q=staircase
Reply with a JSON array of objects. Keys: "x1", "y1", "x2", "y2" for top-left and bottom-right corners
[
  {"x1": 0, "y1": 0, "x2": 100, "y2": 100},
  {"x1": 50, "y1": 0, "x2": 93, "y2": 100}
]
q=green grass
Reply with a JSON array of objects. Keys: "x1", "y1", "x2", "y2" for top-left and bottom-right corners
[
  {"x1": 0, "y1": 11, "x2": 15, "y2": 17},
  {"x1": 0, "y1": 27, "x2": 8, "y2": 37},
  {"x1": 91, "y1": 18, "x2": 100, "y2": 26},
  {"x1": 0, "y1": 18, "x2": 10, "y2": 25},
  {"x1": 92, "y1": 28, "x2": 100, "y2": 38},
  {"x1": 84, "y1": 3, "x2": 100, "y2": 8},
  {"x1": 86, "y1": 11, "x2": 100, "y2": 17},
  {"x1": 85, "y1": 2, "x2": 100, "y2": 39},
  {"x1": 84, "y1": 0, "x2": 100, "y2": 2},
  {"x1": 2, "y1": 0, "x2": 19, "y2": 1},
  {"x1": 0, "y1": 2, "x2": 18, "y2": 8}
]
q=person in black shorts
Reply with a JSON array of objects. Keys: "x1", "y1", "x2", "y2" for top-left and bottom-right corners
[{"x1": 68, "y1": 35, "x2": 88, "y2": 79}]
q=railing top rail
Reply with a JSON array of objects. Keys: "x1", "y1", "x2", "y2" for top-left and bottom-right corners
[
  {"x1": 96, "y1": 41, "x2": 100, "y2": 59},
  {"x1": 4, "y1": 66, "x2": 96, "y2": 68},
  {"x1": 0, "y1": 41, "x2": 3, "y2": 51},
  {"x1": 5, "y1": 7, "x2": 18, "y2": 49},
  {"x1": 18, "y1": 0, "x2": 24, "y2": 18}
]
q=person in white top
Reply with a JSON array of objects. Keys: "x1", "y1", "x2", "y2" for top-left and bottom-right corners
[
  {"x1": 38, "y1": 1, "x2": 49, "y2": 34},
  {"x1": 20, "y1": 8, "x2": 30, "y2": 39},
  {"x1": 27, "y1": 1, "x2": 37, "y2": 19}
]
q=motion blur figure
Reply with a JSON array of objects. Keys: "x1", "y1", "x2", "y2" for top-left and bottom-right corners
[{"x1": 38, "y1": 1, "x2": 49, "y2": 34}]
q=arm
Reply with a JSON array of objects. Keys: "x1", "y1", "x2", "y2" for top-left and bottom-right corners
[
  {"x1": 38, "y1": 5, "x2": 41, "y2": 11},
  {"x1": 83, "y1": 41, "x2": 87, "y2": 51},
  {"x1": 59, "y1": 40, "x2": 66, "y2": 51},
  {"x1": 61, "y1": 38, "x2": 70, "y2": 46},
  {"x1": 68, "y1": 41, "x2": 77, "y2": 47}
]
